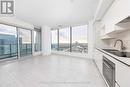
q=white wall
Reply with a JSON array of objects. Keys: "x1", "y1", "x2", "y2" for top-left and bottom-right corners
[{"x1": 42, "y1": 26, "x2": 51, "y2": 55}]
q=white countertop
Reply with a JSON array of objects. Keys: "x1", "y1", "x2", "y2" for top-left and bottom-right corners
[{"x1": 96, "y1": 48, "x2": 130, "y2": 67}]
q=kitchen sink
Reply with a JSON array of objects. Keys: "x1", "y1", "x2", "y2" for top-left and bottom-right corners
[
  {"x1": 103, "y1": 49, "x2": 119, "y2": 52},
  {"x1": 103, "y1": 49, "x2": 130, "y2": 58}
]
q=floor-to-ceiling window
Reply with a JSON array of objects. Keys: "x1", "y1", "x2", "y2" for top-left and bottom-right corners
[
  {"x1": 59, "y1": 27, "x2": 70, "y2": 51},
  {"x1": 19, "y1": 28, "x2": 32, "y2": 57},
  {"x1": 34, "y1": 29, "x2": 42, "y2": 52},
  {"x1": 51, "y1": 25, "x2": 88, "y2": 53},
  {"x1": 0, "y1": 24, "x2": 42, "y2": 60},
  {"x1": 72, "y1": 25, "x2": 88, "y2": 53},
  {"x1": 51, "y1": 29, "x2": 58, "y2": 51},
  {"x1": 0, "y1": 24, "x2": 18, "y2": 59}
]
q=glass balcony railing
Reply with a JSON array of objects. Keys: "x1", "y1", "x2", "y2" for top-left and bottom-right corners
[
  {"x1": 0, "y1": 44, "x2": 18, "y2": 59},
  {"x1": 0, "y1": 44, "x2": 33, "y2": 59},
  {"x1": 20, "y1": 44, "x2": 32, "y2": 57},
  {"x1": 34, "y1": 44, "x2": 41, "y2": 52}
]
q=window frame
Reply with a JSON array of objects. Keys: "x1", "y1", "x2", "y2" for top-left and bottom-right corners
[{"x1": 51, "y1": 25, "x2": 88, "y2": 53}]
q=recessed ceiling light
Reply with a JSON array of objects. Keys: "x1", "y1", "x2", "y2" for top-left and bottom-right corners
[{"x1": 70, "y1": 0, "x2": 74, "y2": 3}]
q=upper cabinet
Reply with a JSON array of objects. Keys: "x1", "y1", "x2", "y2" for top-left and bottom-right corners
[
  {"x1": 101, "y1": 16, "x2": 130, "y2": 39},
  {"x1": 116, "y1": 16, "x2": 130, "y2": 30},
  {"x1": 100, "y1": 0, "x2": 130, "y2": 39}
]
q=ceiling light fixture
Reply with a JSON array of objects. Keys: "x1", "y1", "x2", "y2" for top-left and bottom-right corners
[{"x1": 70, "y1": 0, "x2": 74, "y2": 3}]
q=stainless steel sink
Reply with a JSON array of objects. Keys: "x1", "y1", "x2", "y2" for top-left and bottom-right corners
[
  {"x1": 103, "y1": 49, "x2": 119, "y2": 52},
  {"x1": 103, "y1": 49, "x2": 130, "y2": 58}
]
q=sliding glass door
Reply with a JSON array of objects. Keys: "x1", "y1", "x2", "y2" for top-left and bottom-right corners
[
  {"x1": 19, "y1": 28, "x2": 32, "y2": 57},
  {"x1": 0, "y1": 24, "x2": 18, "y2": 59},
  {"x1": 34, "y1": 29, "x2": 42, "y2": 52},
  {"x1": 0, "y1": 24, "x2": 41, "y2": 60}
]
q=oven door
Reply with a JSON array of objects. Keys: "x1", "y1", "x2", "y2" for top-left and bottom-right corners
[{"x1": 103, "y1": 56, "x2": 115, "y2": 87}]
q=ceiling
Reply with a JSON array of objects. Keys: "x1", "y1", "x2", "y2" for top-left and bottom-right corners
[{"x1": 15, "y1": 0, "x2": 99, "y2": 28}]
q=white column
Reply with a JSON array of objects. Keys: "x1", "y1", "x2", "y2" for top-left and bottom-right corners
[
  {"x1": 41, "y1": 26, "x2": 51, "y2": 56},
  {"x1": 88, "y1": 20, "x2": 94, "y2": 58},
  {"x1": 32, "y1": 30, "x2": 35, "y2": 56},
  {"x1": 17, "y1": 28, "x2": 20, "y2": 58}
]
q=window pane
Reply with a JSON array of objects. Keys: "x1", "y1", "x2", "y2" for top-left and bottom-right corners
[
  {"x1": 0, "y1": 24, "x2": 18, "y2": 59},
  {"x1": 34, "y1": 29, "x2": 41, "y2": 52},
  {"x1": 72, "y1": 25, "x2": 88, "y2": 53},
  {"x1": 59, "y1": 28, "x2": 70, "y2": 52},
  {"x1": 51, "y1": 30, "x2": 58, "y2": 51},
  {"x1": 19, "y1": 28, "x2": 32, "y2": 56}
]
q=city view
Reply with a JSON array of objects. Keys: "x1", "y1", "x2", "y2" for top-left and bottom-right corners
[
  {"x1": 52, "y1": 42, "x2": 88, "y2": 53},
  {"x1": 51, "y1": 25, "x2": 88, "y2": 53},
  {"x1": 0, "y1": 24, "x2": 32, "y2": 59}
]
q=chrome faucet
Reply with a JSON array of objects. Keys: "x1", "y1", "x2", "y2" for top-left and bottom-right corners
[{"x1": 114, "y1": 39, "x2": 126, "y2": 52}]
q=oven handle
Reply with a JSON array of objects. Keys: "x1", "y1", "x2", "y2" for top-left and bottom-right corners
[{"x1": 103, "y1": 62, "x2": 112, "y2": 69}]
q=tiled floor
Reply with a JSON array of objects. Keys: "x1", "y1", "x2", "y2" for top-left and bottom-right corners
[{"x1": 0, "y1": 55, "x2": 107, "y2": 87}]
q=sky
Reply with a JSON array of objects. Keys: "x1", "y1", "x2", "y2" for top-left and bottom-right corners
[
  {"x1": 0, "y1": 24, "x2": 31, "y2": 43},
  {"x1": 0, "y1": 24, "x2": 17, "y2": 36}
]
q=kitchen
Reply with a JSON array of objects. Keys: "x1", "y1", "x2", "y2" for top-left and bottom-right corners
[{"x1": 93, "y1": 0, "x2": 130, "y2": 87}]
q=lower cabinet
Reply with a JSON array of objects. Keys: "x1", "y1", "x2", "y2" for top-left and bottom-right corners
[
  {"x1": 93, "y1": 49, "x2": 103, "y2": 75},
  {"x1": 116, "y1": 62, "x2": 130, "y2": 87},
  {"x1": 94, "y1": 49, "x2": 130, "y2": 87}
]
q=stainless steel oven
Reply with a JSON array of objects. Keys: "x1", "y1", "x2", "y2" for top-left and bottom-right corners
[{"x1": 103, "y1": 56, "x2": 115, "y2": 87}]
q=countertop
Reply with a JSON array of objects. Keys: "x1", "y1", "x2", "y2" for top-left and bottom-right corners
[{"x1": 96, "y1": 48, "x2": 130, "y2": 67}]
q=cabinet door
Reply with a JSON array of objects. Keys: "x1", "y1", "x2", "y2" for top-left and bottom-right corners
[
  {"x1": 116, "y1": 62, "x2": 130, "y2": 87},
  {"x1": 105, "y1": 23, "x2": 115, "y2": 34},
  {"x1": 94, "y1": 49, "x2": 103, "y2": 74}
]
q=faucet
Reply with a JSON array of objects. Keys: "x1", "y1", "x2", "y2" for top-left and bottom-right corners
[{"x1": 114, "y1": 39, "x2": 126, "y2": 52}]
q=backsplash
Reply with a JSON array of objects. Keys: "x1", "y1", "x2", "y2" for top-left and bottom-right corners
[{"x1": 109, "y1": 30, "x2": 130, "y2": 52}]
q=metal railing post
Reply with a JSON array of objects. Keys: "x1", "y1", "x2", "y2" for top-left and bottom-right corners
[
  {"x1": 10, "y1": 44, "x2": 11, "y2": 57},
  {"x1": 26, "y1": 44, "x2": 27, "y2": 54}
]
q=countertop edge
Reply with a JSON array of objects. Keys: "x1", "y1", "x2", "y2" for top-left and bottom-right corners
[{"x1": 96, "y1": 48, "x2": 130, "y2": 67}]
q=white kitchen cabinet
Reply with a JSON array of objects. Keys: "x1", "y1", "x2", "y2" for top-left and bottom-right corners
[
  {"x1": 101, "y1": 35, "x2": 115, "y2": 40},
  {"x1": 100, "y1": 25, "x2": 115, "y2": 39},
  {"x1": 104, "y1": 23, "x2": 115, "y2": 35},
  {"x1": 102, "y1": 52, "x2": 130, "y2": 87},
  {"x1": 93, "y1": 49, "x2": 103, "y2": 75},
  {"x1": 101, "y1": 23, "x2": 124, "y2": 38},
  {"x1": 116, "y1": 16, "x2": 130, "y2": 30},
  {"x1": 100, "y1": 0, "x2": 130, "y2": 36},
  {"x1": 95, "y1": 49, "x2": 130, "y2": 87},
  {"x1": 116, "y1": 61, "x2": 130, "y2": 87}
]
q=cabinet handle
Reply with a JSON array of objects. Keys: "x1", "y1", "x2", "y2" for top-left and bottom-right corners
[{"x1": 115, "y1": 81, "x2": 121, "y2": 87}]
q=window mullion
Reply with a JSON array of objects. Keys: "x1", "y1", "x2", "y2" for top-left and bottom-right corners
[{"x1": 70, "y1": 27, "x2": 72, "y2": 52}]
